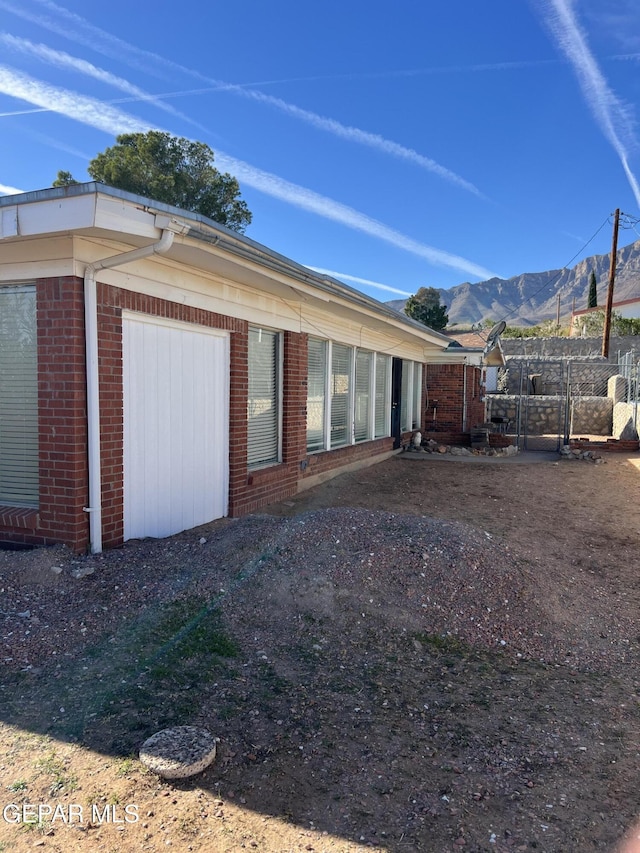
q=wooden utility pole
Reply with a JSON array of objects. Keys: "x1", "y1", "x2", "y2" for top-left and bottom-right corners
[
  {"x1": 556, "y1": 292, "x2": 561, "y2": 327},
  {"x1": 602, "y1": 208, "x2": 620, "y2": 358}
]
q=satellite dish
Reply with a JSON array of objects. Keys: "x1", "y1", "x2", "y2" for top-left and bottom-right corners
[{"x1": 486, "y1": 320, "x2": 506, "y2": 344}]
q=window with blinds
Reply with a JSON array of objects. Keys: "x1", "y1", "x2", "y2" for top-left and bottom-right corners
[
  {"x1": 306, "y1": 341, "x2": 392, "y2": 452},
  {"x1": 330, "y1": 343, "x2": 351, "y2": 448},
  {"x1": 354, "y1": 350, "x2": 372, "y2": 442},
  {"x1": 306, "y1": 338, "x2": 327, "y2": 452},
  {"x1": 374, "y1": 354, "x2": 390, "y2": 438},
  {"x1": 400, "y1": 360, "x2": 412, "y2": 432},
  {"x1": 247, "y1": 327, "x2": 281, "y2": 468},
  {"x1": 0, "y1": 285, "x2": 39, "y2": 507},
  {"x1": 413, "y1": 363, "x2": 423, "y2": 429}
]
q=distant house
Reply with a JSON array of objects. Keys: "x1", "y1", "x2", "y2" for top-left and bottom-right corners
[
  {"x1": 0, "y1": 183, "x2": 491, "y2": 552},
  {"x1": 571, "y1": 296, "x2": 640, "y2": 336},
  {"x1": 443, "y1": 329, "x2": 505, "y2": 393}
]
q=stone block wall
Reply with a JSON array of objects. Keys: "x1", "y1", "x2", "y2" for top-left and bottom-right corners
[
  {"x1": 487, "y1": 394, "x2": 615, "y2": 436},
  {"x1": 613, "y1": 402, "x2": 640, "y2": 439},
  {"x1": 570, "y1": 397, "x2": 613, "y2": 436}
]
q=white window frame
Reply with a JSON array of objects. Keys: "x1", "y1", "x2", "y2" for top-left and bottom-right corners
[
  {"x1": 247, "y1": 326, "x2": 283, "y2": 469},
  {"x1": 374, "y1": 354, "x2": 391, "y2": 439},
  {"x1": 306, "y1": 337, "x2": 328, "y2": 453},
  {"x1": 0, "y1": 283, "x2": 39, "y2": 508},
  {"x1": 330, "y1": 342, "x2": 353, "y2": 449},
  {"x1": 306, "y1": 339, "x2": 393, "y2": 452},
  {"x1": 400, "y1": 359, "x2": 424, "y2": 433},
  {"x1": 413, "y1": 362, "x2": 423, "y2": 430}
]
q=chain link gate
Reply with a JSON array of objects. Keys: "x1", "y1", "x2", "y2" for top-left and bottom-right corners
[{"x1": 487, "y1": 354, "x2": 640, "y2": 451}]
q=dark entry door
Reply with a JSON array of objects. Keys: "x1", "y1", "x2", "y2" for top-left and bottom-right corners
[{"x1": 391, "y1": 357, "x2": 402, "y2": 448}]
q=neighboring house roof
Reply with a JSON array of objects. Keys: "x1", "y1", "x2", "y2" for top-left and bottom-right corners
[
  {"x1": 572, "y1": 296, "x2": 640, "y2": 318},
  {"x1": 0, "y1": 183, "x2": 456, "y2": 354},
  {"x1": 443, "y1": 329, "x2": 488, "y2": 348},
  {"x1": 442, "y1": 328, "x2": 506, "y2": 367}
]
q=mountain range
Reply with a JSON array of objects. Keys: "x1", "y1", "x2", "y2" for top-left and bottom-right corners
[{"x1": 386, "y1": 237, "x2": 640, "y2": 327}]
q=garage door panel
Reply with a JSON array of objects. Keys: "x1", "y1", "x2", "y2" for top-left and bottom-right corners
[{"x1": 123, "y1": 315, "x2": 229, "y2": 540}]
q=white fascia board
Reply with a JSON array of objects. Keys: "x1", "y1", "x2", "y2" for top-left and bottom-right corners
[
  {"x1": 6, "y1": 194, "x2": 97, "y2": 238},
  {"x1": 93, "y1": 194, "x2": 160, "y2": 239},
  {"x1": 427, "y1": 351, "x2": 484, "y2": 365}
]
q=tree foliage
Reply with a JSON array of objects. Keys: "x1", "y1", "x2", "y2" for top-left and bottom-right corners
[
  {"x1": 404, "y1": 287, "x2": 449, "y2": 331},
  {"x1": 55, "y1": 132, "x2": 252, "y2": 233},
  {"x1": 500, "y1": 320, "x2": 571, "y2": 339},
  {"x1": 587, "y1": 271, "x2": 598, "y2": 309},
  {"x1": 52, "y1": 170, "x2": 79, "y2": 187}
]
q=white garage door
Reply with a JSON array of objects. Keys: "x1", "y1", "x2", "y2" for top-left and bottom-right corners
[{"x1": 123, "y1": 312, "x2": 229, "y2": 540}]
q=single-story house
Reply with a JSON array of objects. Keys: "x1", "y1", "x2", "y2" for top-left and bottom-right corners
[
  {"x1": 0, "y1": 183, "x2": 488, "y2": 553},
  {"x1": 571, "y1": 297, "x2": 640, "y2": 336}
]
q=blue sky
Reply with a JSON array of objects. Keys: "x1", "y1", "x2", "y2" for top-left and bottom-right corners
[{"x1": 1, "y1": 0, "x2": 640, "y2": 303}]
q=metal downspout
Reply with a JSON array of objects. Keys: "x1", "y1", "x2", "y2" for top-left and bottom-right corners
[{"x1": 83, "y1": 224, "x2": 180, "y2": 554}]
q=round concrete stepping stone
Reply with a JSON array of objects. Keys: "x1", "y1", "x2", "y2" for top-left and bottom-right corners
[{"x1": 139, "y1": 726, "x2": 217, "y2": 779}]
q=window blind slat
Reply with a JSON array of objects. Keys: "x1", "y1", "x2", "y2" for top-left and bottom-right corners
[
  {"x1": 0, "y1": 285, "x2": 38, "y2": 507},
  {"x1": 247, "y1": 328, "x2": 280, "y2": 467},
  {"x1": 354, "y1": 350, "x2": 372, "y2": 442},
  {"x1": 413, "y1": 363, "x2": 423, "y2": 430},
  {"x1": 306, "y1": 338, "x2": 327, "y2": 452},
  {"x1": 400, "y1": 360, "x2": 411, "y2": 431},
  {"x1": 330, "y1": 344, "x2": 351, "y2": 448},
  {"x1": 375, "y1": 354, "x2": 390, "y2": 438}
]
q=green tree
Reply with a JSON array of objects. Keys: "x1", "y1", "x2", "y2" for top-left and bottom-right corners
[
  {"x1": 404, "y1": 287, "x2": 449, "y2": 331},
  {"x1": 587, "y1": 271, "x2": 598, "y2": 309},
  {"x1": 52, "y1": 170, "x2": 79, "y2": 187},
  {"x1": 58, "y1": 132, "x2": 252, "y2": 233}
]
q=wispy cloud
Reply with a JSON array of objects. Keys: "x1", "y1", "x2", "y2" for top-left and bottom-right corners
[
  {"x1": 535, "y1": 0, "x2": 640, "y2": 206},
  {"x1": 0, "y1": 0, "x2": 484, "y2": 197},
  {"x1": 0, "y1": 65, "x2": 149, "y2": 134},
  {"x1": 217, "y1": 154, "x2": 496, "y2": 279},
  {"x1": 223, "y1": 89, "x2": 485, "y2": 197},
  {"x1": 0, "y1": 182, "x2": 24, "y2": 194},
  {"x1": 0, "y1": 66, "x2": 496, "y2": 280},
  {"x1": 305, "y1": 268, "x2": 414, "y2": 297},
  {"x1": 0, "y1": 32, "x2": 211, "y2": 132}
]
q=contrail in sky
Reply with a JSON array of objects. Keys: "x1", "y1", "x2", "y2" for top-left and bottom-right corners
[
  {"x1": 0, "y1": 0, "x2": 484, "y2": 196},
  {"x1": 536, "y1": 0, "x2": 640, "y2": 207},
  {"x1": 0, "y1": 66, "x2": 497, "y2": 280},
  {"x1": 0, "y1": 33, "x2": 211, "y2": 133},
  {"x1": 0, "y1": 65, "x2": 149, "y2": 134},
  {"x1": 305, "y1": 268, "x2": 414, "y2": 297}
]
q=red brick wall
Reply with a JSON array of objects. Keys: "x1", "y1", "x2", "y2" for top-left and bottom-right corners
[
  {"x1": 302, "y1": 437, "x2": 395, "y2": 480},
  {"x1": 425, "y1": 363, "x2": 485, "y2": 433},
  {"x1": 0, "y1": 276, "x2": 90, "y2": 551},
  {"x1": 466, "y1": 365, "x2": 486, "y2": 430},
  {"x1": 0, "y1": 277, "x2": 416, "y2": 550}
]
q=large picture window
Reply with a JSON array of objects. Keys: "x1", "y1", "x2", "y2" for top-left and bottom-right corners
[
  {"x1": 400, "y1": 359, "x2": 423, "y2": 432},
  {"x1": 306, "y1": 338, "x2": 327, "y2": 452},
  {"x1": 374, "y1": 354, "x2": 391, "y2": 439},
  {"x1": 412, "y1": 363, "x2": 423, "y2": 429},
  {"x1": 247, "y1": 327, "x2": 281, "y2": 468},
  {"x1": 354, "y1": 350, "x2": 373, "y2": 443},
  {"x1": 330, "y1": 343, "x2": 352, "y2": 448},
  {"x1": 306, "y1": 339, "x2": 393, "y2": 452},
  {"x1": 0, "y1": 284, "x2": 38, "y2": 507}
]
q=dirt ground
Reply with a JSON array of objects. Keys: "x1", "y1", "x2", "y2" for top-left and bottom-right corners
[{"x1": 0, "y1": 450, "x2": 639, "y2": 853}]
